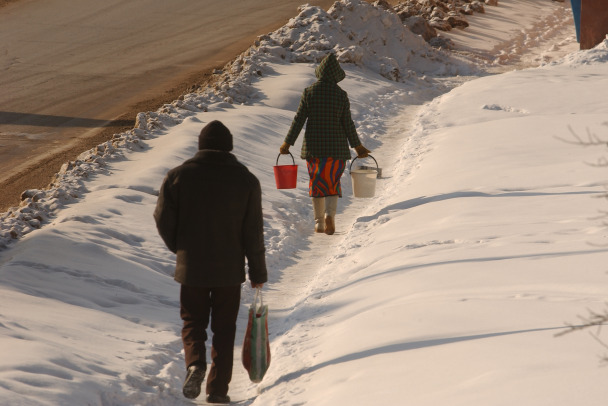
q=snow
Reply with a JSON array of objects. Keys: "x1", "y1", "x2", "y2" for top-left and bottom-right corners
[{"x1": 1, "y1": 0, "x2": 607, "y2": 405}]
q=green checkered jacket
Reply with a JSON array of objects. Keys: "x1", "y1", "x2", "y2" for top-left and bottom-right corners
[{"x1": 284, "y1": 53, "x2": 362, "y2": 161}]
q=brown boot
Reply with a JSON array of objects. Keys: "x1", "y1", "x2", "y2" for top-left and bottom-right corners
[{"x1": 324, "y1": 215, "x2": 335, "y2": 235}]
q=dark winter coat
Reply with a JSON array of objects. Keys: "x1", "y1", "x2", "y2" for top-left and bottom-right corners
[
  {"x1": 284, "y1": 53, "x2": 362, "y2": 161},
  {"x1": 153, "y1": 150, "x2": 267, "y2": 287}
]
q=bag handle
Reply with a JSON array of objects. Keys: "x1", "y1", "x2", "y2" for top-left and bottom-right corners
[
  {"x1": 253, "y1": 287, "x2": 264, "y2": 310},
  {"x1": 276, "y1": 152, "x2": 295, "y2": 166},
  {"x1": 349, "y1": 154, "x2": 378, "y2": 172}
]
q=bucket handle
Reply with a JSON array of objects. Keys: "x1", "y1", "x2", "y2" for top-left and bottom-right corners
[
  {"x1": 349, "y1": 154, "x2": 378, "y2": 171},
  {"x1": 276, "y1": 152, "x2": 295, "y2": 166}
]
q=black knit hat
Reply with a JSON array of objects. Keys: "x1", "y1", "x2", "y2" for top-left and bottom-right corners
[{"x1": 198, "y1": 120, "x2": 233, "y2": 151}]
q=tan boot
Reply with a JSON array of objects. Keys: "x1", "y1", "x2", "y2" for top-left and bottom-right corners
[
  {"x1": 324, "y1": 195, "x2": 338, "y2": 235},
  {"x1": 312, "y1": 197, "x2": 325, "y2": 233}
]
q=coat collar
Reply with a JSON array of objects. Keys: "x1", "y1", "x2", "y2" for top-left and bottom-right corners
[{"x1": 186, "y1": 149, "x2": 238, "y2": 165}]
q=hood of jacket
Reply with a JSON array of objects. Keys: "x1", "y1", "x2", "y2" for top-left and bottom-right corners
[{"x1": 315, "y1": 53, "x2": 345, "y2": 83}]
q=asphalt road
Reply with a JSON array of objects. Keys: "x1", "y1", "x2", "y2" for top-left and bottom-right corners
[{"x1": 0, "y1": 0, "x2": 336, "y2": 211}]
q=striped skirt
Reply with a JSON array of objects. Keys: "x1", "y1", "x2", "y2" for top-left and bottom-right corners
[{"x1": 306, "y1": 157, "x2": 346, "y2": 197}]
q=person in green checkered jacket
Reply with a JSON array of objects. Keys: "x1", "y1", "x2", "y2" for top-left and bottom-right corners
[{"x1": 279, "y1": 52, "x2": 371, "y2": 235}]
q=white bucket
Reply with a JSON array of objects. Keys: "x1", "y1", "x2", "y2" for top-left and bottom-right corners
[
  {"x1": 350, "y1": 154, "x2": 379, "y2": 198},
  {"x1": 351, "y1": 169, "x2": 377, "y2": 198}
]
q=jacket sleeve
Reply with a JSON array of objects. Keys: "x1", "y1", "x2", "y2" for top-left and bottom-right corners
[
  {"x1": 284, "y1": 90, "x2": 308, "y2": 145},
  {"x1": 342, "y1": 95, "x2": 361, "y2": 149},
  {"x1": 243, "y1": 176, "x2": 268, "y2": 284},
  {"x1": 153, "y1": 174, "x2": 179, "y2": 254}
]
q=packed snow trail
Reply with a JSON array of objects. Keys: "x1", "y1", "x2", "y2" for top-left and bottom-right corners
[{"x1": 228, "y1": 83, "x2": 447, "y2": 405}]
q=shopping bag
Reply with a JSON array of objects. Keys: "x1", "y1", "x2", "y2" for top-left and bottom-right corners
[{"x1": 242, "y1": 287, "x2": 271, "y2": 383}]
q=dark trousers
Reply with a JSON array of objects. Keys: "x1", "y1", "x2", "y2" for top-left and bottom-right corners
[{"x1": 180, "y1": 285, "x2": 241, "y2": 396}]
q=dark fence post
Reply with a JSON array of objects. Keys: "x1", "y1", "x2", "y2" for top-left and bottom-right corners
[{"x1": 580, "y1": 0, "x2": 608, "y2": 50}]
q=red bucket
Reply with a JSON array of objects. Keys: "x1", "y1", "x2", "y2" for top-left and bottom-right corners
[{"x1": 273, "y1": 153, "x2": 298, "y2": 189}]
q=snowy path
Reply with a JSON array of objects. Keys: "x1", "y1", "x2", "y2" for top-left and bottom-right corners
[
  {"x1": 225, "y1": 68, "x2": 478, "y2": 403},
  {"x1": 226, "y1": 86, "x2": 441, "y2": 405}
]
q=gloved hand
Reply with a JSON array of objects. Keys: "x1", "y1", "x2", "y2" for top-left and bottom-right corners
[
  {"x1": 279, "y1": 142, "x2": 291, "y2": 154},
  {"x1": 355, "y1": 145, "x2": 371, "y2": 158}
]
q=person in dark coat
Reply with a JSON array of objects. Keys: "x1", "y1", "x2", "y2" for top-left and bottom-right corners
[
  {"x1": 279, "y1": 53, "x2": 370, "y2": 235},
  {"x1": 154, "y1": 120, "x2": 267, "y2": 404}
]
